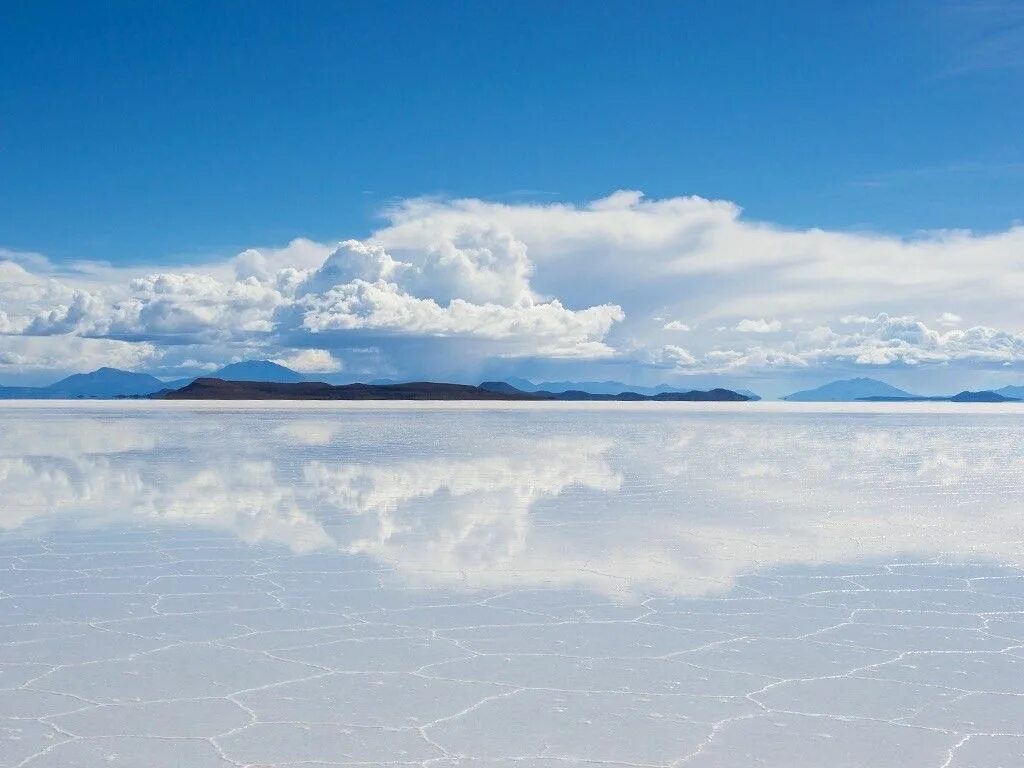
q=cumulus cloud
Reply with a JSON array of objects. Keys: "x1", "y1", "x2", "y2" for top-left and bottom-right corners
[
  {"x1": 656, "y1": 344, "x2": 698, "y2": 368},
  {"x1": 299, "y1": 279, "x2": 623, "y2": 358},
  {"x1": 0, "y1": 335, "x2": 159, "y2": 374},
  {"x1": 702, "y1": 347, "x2": 808, "y2": 373},
  {"x1": 804, "y1": 314, "x2": 1024, "y2": 367},
  {"x1": 3, "y1": 190, "x2": 1024, "y2": 385},
  {"x1": 122, "y1": 272, "x2": 288, "y2": 338},
  {"x1": 693, "y1": 314, "x2": 1024, "y2": 374},
  {"x1": 273, "y1": 349, "x2": 343, "y2": 373},
  {"x1": 735, "y1": 318, "x2": 782, "y2": 333},
  {"x1": 663, "y1": 320, "x2": 691, "y2": 331},
  {"x1": 0, "y1": 226, "x2": 625, "y2": 377},
  {"x1": 301, "y1": 240, "x2": 407, "y2": 294},
  {"x1": 379, "y1": 192, "x2": 1024, "y2": 322}
]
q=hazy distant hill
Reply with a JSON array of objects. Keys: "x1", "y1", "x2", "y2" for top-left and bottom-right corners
[
  {"x1": 950, "y1": 390, "x2": 1020, "y2": 402},
  {"x1": 46, "y1": 368, "x2": 167, "y2": 397},
  {"x1": 858, "y1": 390, "x2": 1021, "y2": 403},
  {"x1": 213, "y1": 360, "x2": 305, "y2": 383},
  {"x1": 784, "y1": 377, "x2": 917, "y2": 402},
  {"x1": 503, "y1": 377, "x2": 760, "y2": 399},
  {"x1": 160, "y1": 377, "x2": 197, "y2": 391},
  {"x1": 732, "y1": 389, "x2": 762, "y2": 401},
  {"x1": 995, "y1": 384, "x2": 1024, "y2": 399},
  {"x1": 543, "y1": 388, "x2": 750, "y2": 402},
  {"x1": 480, "y1": 382, "x2": 750, "y2": 402},
  {"x1": 514, "y1": 378, "x2": 663, "y2": 395},
  {"x1": 0, "y1": 367, "x2": 167, "y2": 399},
  {"x1": 0, "y1": 361, "x2": 306, "y2": 399},
  {"x1": 155, "y1": 360, "x2": 307, "y2": 390}
]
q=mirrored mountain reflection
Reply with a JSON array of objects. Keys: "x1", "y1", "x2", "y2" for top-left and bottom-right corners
[{"x1": 1, "y1": 406, "x2": 1023, "y2": 596}]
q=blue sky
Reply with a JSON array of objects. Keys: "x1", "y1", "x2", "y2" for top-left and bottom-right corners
[{"x1": 1, "y1": 1, "x2": 1023, "y2": 395}]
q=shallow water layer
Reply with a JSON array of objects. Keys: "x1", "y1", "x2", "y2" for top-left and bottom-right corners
[{"x1": 0, "y1": 402, "x2": 1023, "y2": 767}]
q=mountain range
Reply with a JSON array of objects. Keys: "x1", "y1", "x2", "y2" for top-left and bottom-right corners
[
  {"x1": 995, "y1": 385, "x2": 1024, "y2": 399},
  {"x1": 0, "y1": 361, "x2": 306, "y2": 399},
  {"x1": 165, "y1": 378, "x2": 752, "y2": 402},
  {"x1": 166, "y1": 378, "x2": 540, "y2": 401},
  {"x1": 0, "y1": 365, "x2": 763, "y2": 400},
  {"x1": 0, "y1": 367, "x2": 169, "y2": 399},
  {"x1": 783, "y1": 378, "x2": 916, "y2": 402},
  {"x1": 783, "y1": 377, "x2": 1022, "y2": 402},
  {"x1": 503, "y1": 377, "x2": 762, "y2": 400},
  {"x1": 1, "y1": 367, "x2": 1022, "y2": 403},
  {"x1": 478, "y1": 381, "x2": 749, "y2": 401}
]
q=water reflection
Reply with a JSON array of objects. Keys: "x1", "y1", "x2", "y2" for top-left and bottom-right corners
[{"x1": 1, "y1": 405, "x2": 1022, "y2": 596}]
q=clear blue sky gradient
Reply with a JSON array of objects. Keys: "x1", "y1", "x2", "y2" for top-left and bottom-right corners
[{"x1": 2, "y1": 0, "x2": 1022, "y2": 265}]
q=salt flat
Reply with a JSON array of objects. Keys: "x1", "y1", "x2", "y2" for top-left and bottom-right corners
[{"x1": 0, "y1": 403, "x2": 1022, "y2": 767}]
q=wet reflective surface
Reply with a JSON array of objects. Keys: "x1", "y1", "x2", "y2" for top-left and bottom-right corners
[{"x1": 1, "y1": 402, "x2": 1023, "y2": 767}]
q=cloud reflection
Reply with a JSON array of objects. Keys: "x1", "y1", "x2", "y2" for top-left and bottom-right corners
[{"x1": 1, "y1": 407, "x2": 1022, "y2": 596}]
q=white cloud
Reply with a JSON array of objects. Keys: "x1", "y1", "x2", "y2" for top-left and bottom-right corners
[
  {"x1": 125, "y1": 272, "x2": 286, "y2": 337},
  {"x1": 273, "y1": 349, "x2": 344, "y2": 373},
  {"x1": 657, "y1": 344, "x2": 698, "y2": 368},
  {"x1": 378, "y1": 193, "x2": 1024, "y2": 324},
  {"x1": 232, "y1": 238, "x2": 336, "y2": 281},
  {"x1": 735, "y1": 318, "x2": 782, "y2": 333},
  {"x1": 301, "y1": 240, "x2": 407, "y2": 294},
  {"x1": 696, "y1": 314, "x2": 1024, "y2": 373},
  {"x1": 0, "y1": 335, "x2": 159, "y2": 374},
  {"x1": 818, "y1": 314, "x2": 1024, "y2": 367},
  {"x1": 3, "y1": 190, "x2": 1024, "y2": 385},
  {"x1": 703, "y1": 347, "x2": 808, "y2": 372},
  {"x1": 299, "y1": 279, "x2": 623, "y2": 358}
]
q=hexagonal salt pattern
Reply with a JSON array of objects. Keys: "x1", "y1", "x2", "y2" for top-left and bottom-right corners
[{"x1": 0, "y1": 402, "x2": 1023, "y2": 767}]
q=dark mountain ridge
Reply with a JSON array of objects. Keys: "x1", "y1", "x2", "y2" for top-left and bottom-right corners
[
  {"x1": 165, "y1": 378, "x2": 547, "y2": 400},
  {"x1": 482, "y1": 382, "x2": 749, "y2": 401},
  {"x1": 3, "y1": 367, "x2": 1019, "y2": 403},
  {"x1": 503, "y1": 377, "x2": 761, "y2": 399},
  {"x1": 859, "y1": 390, "x2": 1020, "y2": 403},
  {"x1": 163, "y1": 378, "x2": 752, "y2": 401}
]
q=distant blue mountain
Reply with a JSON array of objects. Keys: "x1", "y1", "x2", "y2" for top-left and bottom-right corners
[
  {"x1": 950, "y1": 390, "x2": 1020, "y2": 403},
  {"x1": 46, "y1": 367, "x2": 167, "y2": 397},
  {"x1": 503, "y1": 377, "x2": 760, "y2": 399},
  {"x1": 0, "y1": 367, "x2": 168, "y2": 399},
  {"x1": 213, "y1": 360, "x2": 305, "y2": 383},
  {"x1": 858, "y1": 390, "x2": 1021, "y2": 403},
  {"x1": 538, "y1": 379, "x2": 678, "y2": 395},
  {"x1": 784, "y1": 377, "x2": 917, "y2": 402},
  {"x1": 506, "y1": 377, "x2": 671, "y2": 395},
  {"x1": 161, "y1": 377, "x2": 196, "y2": 390},
  {"x1": 0, "y1": 361, "x2": 306, "y2": 399},
  {"x1": 995, "y1": 385, "x2": 1024, "y2": 399},
  {"x1": 477, "y1": 381, "x2": 525, "y2": 395},
  {"x1": 503, "y1": 377, "x2": 544, "y2": 392}
]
